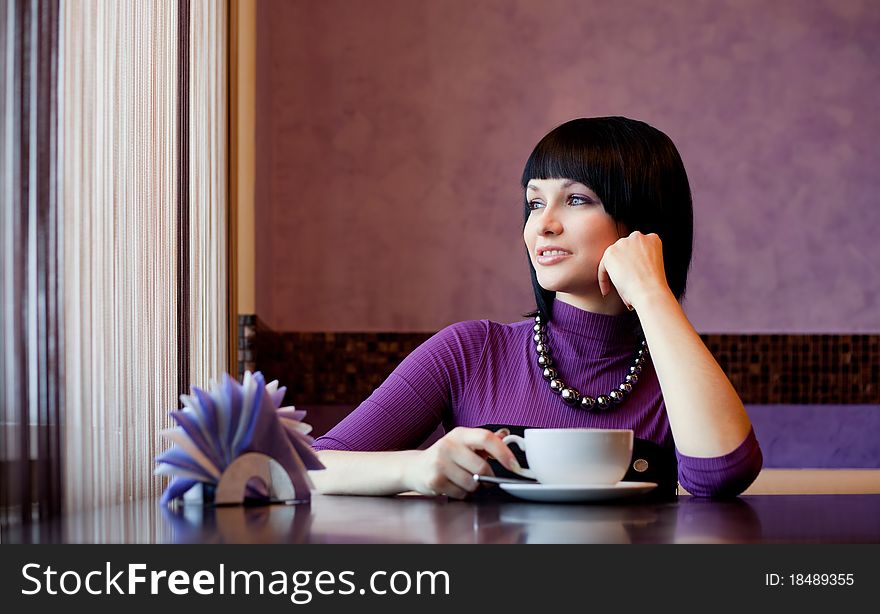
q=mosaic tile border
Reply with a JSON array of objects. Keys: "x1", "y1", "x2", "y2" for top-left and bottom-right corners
[
  {"x1": 252, "y1": 323, "x2": 432, "y2": 405},
  {"x1": 241, "y1": 317, "x2": 878, "y2": 405},
  {"x1": 703, "y1": 334, "x2": 878, "y2": 405},
  {"x1": 237, "y1": 314, "x2": 257, "y2": 380}
]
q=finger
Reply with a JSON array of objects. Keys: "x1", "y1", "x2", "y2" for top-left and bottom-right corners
[
  {"x1": 486, "y1": 428, "x2": 510, "y2": 460},
  {"x1": 444, "y1": 463, "x2": 482, "y2": 495},
  {"x1": 597, "y1": 258, "x2": 611, "y2": 298},
  {"x1": 459, "y1": 429, "x2": 521, "y2": 472},
  {"x1": 449, "y1": 445, "x2": 493, "y2": 477},
  {"x1": 431, "y1": 473, "x2": 468, "y2": 499},
  {"x1": 442, "y1": 486, "x2": 469, "y2": 500}
]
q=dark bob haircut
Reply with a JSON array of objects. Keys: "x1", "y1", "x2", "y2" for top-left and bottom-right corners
[{"x1": 521, "y1": 116, "x2": 694, "y2": 322}]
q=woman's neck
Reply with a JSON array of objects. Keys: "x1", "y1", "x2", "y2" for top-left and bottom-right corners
[{"x1": 554, "y1": 291, "x2": 629, "y2": 316}]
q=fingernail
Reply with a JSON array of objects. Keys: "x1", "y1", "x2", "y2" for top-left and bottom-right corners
[
  {"x1": 495, "y1": 428, "x2": 510, "y2": 438},
  {"x1": 510, "y1": 459, "x2": 522, "y2": 472}
]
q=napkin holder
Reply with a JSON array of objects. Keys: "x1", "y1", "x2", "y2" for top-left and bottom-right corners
[
  {"x1": 216, "y1": 452, "x2": 299, "y2": 504},
  {"x1": 180, "y1": 453, "x2": 313, "y2": 506},
  {"x1": 156, "y1": 371, "x2": 324, "y2": 507}
]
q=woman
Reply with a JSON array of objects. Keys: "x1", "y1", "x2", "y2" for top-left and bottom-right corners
[{"x1": 310, "y1": 117, "x2": 762, "y2": 499}]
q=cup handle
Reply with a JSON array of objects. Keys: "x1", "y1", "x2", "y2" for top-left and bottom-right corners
[{"x1": 501, "y1": 434, "x2": 537, "y2": 480}]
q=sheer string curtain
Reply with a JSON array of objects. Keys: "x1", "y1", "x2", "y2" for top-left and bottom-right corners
[
  {"x1": 59, "y1": 0, "x2": 227, "y2": 523},
  {"x1": 190, "y1": 0, "x2": 227, "y2": 395},
  {"x1": 1, "y1": 0, "x2": 64, "y2": 538}
]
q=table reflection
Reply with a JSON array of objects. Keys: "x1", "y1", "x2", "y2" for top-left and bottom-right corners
[
  {"x1": 493, "y1": 503, "x2": 661, "y2": 543},
  {"x1": 5, "y1": 493, "x2": 876, "y2": 544},
  {"x1": 673, "y1": 497, "x2": 763, "y2": 543},
  {"x1": 157, "y1": 493, "x2": 762, "y2": 544},
  {"x1": 162, "y1": 502, "x2": 314, "y2": 544}
]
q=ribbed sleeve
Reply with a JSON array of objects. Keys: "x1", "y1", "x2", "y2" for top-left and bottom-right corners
[
  {"x1": 676, "y1": 427, "x2": 764, "y2": 497},
  {"x1": 312, "y1": 320, "x2": 490, "y2": 451}
]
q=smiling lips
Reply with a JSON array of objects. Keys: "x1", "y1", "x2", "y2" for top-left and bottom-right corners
[{"x1": 536, "y1": 247, "x2": 573, "y2": 266}]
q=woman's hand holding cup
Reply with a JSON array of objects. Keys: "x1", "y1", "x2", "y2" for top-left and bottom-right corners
[{"x1": 403, "y1": 427, "x2": 521, "y2": 499}]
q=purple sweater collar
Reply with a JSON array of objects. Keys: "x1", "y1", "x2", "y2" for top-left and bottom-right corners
[{"x1": 547, "y1": 298, "x2": 640, "y2": 355}]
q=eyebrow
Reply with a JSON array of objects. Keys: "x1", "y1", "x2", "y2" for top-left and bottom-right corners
[{"x1": 527, "y1": 179, "x2": 583, "y2": 191}]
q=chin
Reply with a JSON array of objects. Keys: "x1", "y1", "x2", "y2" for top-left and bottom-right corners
[
  {"x1": 537, "y1": 279, "x2": 595, "y2": 300},
  {"x1": 534, "y1": 264, "x2": 590, "y2": 295},
  {"x1": 538, "y1": 283, "x2": 571, "y2": 295}
]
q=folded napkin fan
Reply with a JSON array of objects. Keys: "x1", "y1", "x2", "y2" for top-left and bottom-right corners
[{"x1": 154, "y1": 371, "x2": 324, "y2": 505}]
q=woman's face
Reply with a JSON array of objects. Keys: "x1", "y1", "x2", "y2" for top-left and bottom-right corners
[{"x1": 523, "y1": 178, "x2": 626, "y2": 311}]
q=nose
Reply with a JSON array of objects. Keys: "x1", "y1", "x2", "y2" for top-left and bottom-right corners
[{"x1": 538, "y1": 204, "x2": 563, "y2": 236}]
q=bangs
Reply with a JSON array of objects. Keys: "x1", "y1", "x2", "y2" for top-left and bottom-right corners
[
  {"x1": 520, "y1": 141, "x2": 594, "y2": 187},
  {"x1": 520, "y1": 121, "x2": 629, "y2": 216}
]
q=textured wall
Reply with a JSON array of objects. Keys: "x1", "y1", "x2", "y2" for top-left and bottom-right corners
[{"x1": 255, "y1": 0, "x2": 880, "y2": 333}]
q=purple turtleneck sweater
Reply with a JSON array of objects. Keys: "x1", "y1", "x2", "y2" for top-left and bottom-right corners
[{"x1": 313, "y1": 300, "x2": 763, "y2": 497}]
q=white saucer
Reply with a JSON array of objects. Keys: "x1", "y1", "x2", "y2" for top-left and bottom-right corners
[{"x1": 499, "y1": 481, "x2": 657, "y2": 503}]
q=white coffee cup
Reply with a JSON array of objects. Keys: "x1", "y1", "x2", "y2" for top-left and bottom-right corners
[{"x1": 502, "y1": 428, "x2": 633, "y2": 485}]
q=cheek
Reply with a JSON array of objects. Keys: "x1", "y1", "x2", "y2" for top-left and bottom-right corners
[
  {"x1": 579, "y1": 219, "x2": 620, "y2": 255},
  {"x1": 523, "y1": 220, "x2": 535, "y2": 248}
]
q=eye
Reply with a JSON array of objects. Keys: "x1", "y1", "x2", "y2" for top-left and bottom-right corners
[
  {"x1": 569, "y1": 194, "x2": 596, "y2": 206},
  {"x1": 527, "y1": 200, "x2": 545, "y2": 211}
]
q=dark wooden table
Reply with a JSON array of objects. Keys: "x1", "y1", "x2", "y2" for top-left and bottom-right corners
[{"x1": 7, "y1": 493, "x2": 880, "y2": 544}]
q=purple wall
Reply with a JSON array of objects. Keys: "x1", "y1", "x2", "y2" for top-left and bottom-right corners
[
  {"x1": 748, "y1": 405, "x2": 880, "y2": 468},
  {"x1": 255, "y1": 0, "x2": 880, "y2": 334}
]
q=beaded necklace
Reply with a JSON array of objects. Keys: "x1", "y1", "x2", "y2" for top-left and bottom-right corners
[{"x1": 533, "y1": 314, "x2": 648, "y2": 411}]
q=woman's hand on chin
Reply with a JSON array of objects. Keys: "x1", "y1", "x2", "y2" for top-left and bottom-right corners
[
  {"x1": 403, "y1": 427, "x2": 520, "y2": 499},
  {"x1": 597, "y1": 231, "x2": 673, "y2": 310}
]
